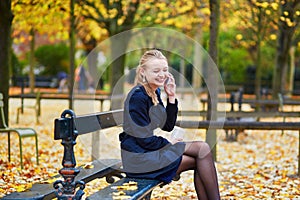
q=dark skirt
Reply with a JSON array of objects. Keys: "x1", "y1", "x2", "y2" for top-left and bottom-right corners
[
  {"x1": 125, "y1": 156, "x2": 182, "y2": 183},
  {"x1": 120, "y1": 131, "x2": 186, "y2": 184}
]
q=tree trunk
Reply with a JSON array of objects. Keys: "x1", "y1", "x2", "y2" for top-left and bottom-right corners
[
  {"x1": 80, "y1": 37, "x2": 98, "y2": 90},
  {"x1": 272, "y1": 1, "x2": 296, "y2": 98},
  {"x1": 287, "y1": 46, "x2": 295, "y2": 96},
  {"x1": 179, "y1": 57, "x2": 185, "y2": 88},
  {"x1": 207, "y1": 0, "x2": 220, "y2": 161},
  {"x1": 69, "y1": 0, "x2": 75, "y2": 109},
  {"x1": 193, "y1": 27, "x2": 203, "y2": 89},
  {"x1": 29, "y1": 28, "x2": 35, "y2": 93},
  {"x1": 273, "y1": 24, "x2": 292, "y2": 97},
  {"x1": 254, "y1": 7, "x2": 263, "y2": 109},
  {"x1": 109, "y1": 32, "x2": 131, "y2": 109},
  {"x1": 87, "y1": 48, "x2": 98, "y2": 89},
  {"x1": 254, "y1": 36, "x2": 262, "y2": 105},
  {"x1": 0, "y1": 0, "x2": 13, "y2": 128}
]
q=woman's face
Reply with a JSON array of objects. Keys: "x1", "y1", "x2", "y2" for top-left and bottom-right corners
[{"x1": 142, "y1": 58, "x2": 169, "y2": 90}]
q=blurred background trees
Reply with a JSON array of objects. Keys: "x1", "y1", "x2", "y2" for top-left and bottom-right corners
[{"x1": 0, "y1": 0, "x2": 299, "y2": 109}]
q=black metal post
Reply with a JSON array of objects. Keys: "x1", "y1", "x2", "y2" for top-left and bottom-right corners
[
  {"x1": 53, "y1": 109, "x2": 85, "y2": 200},
  {"x1": 230, "y1": 92, "x2": 235, "y2": 112},
  {"x1": 238, "y1": 88, "x2": 243, "y2": 111}
]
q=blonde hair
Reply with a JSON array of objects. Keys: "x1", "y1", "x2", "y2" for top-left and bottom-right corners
[{"x1": 135, "y1": 49, "x2": 167, "y2": 105}]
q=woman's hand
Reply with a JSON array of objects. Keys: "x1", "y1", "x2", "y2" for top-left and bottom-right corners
[{"x1": 164, "y1": 73, "x2": 176, "y2": 103}]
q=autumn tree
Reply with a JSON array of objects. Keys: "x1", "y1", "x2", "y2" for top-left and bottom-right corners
[
  {"x1": 0, "y1": 0, "x2": 13, "y2": 127},
  {"x1": 75, "y1": 17, "x2": 108, "y2": 90},
  {"x1": 12, "y1": 0, "x2": 69, "y2": 93},
  {"x1": 76, "y1": 0, "x2": 200, "y2": 106},
  {"x1": 206, "y1": 0, "x2": 220, "y2": 160},
  {"x1": 272, "y1": 0, "x2": 300, "y2": 97},
  {"x1": 234, "y1": 0, "x2": 278, "y2": 101}
]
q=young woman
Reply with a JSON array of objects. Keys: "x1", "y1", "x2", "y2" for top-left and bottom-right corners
[{"x1": 119, "y1": 49, "x2": 220, "y2": 199}]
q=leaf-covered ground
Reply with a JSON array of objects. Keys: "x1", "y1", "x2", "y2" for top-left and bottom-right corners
[{"x1": 0, "y1": 96, "x2": 299, "y2": 199}]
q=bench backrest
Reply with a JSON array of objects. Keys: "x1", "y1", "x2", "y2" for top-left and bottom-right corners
[
  {"x1": 54, "y1": 109, "x2": 124, "y2": 140},
  {"x1": 75, "y1": 109, "x2": 123, "y2": 135}
]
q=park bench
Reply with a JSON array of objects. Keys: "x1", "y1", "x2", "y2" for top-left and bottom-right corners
[
  {"x1": 2, "y1": 109, "x2": 164, "y2": 200},
  {"x1": 198, "y1": 90, "x2": 300, "y2": 140},
  {"x1": 9, "y1": 91, "x2": 122, "y2": 114},
  {"x1": 54, "y1": 109, "x2": 164, "y2": 200},
  {"x1": 11, "y1": 76, "x2": 58, "y2": 88}
]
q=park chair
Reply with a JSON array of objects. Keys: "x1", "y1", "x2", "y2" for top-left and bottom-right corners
[
  {"x1": 0, "y1": 93, "x2": 39, "y2": 169},
  {"x1": 16, "y1": 90, "x2": 41, "y2": 124}
]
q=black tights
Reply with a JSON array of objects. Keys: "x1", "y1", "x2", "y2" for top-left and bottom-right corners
[{"x1": 176, "y1": 141, "x2": 220, "y2": 200}]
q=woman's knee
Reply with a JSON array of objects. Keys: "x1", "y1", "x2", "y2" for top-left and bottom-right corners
[
  {"x1": 184, "y1": 141, "x2": 212, "y2": 158},
  {"x1": 197, "y1": 141, "x2": 212, "y2": 159}
]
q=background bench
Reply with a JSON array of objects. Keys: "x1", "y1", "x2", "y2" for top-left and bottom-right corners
[
  {"x1": 200, "y1": 93, "x2": 300, "y2": 112},
  {"x1": 176, "y1": 119, "x2": 300, "y2": 176},
  {"x1": 11, "y1": 75, "x2": 58, "y2": 88},
  {"x1": 9, "y1": 91, "x2": 122, "y2": 114}
]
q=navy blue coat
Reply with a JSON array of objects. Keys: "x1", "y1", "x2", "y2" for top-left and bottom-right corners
[{"x1": 119, "y1": 85, "x2": 185, "y2": 183}]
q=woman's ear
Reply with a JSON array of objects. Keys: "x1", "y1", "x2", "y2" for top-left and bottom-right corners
[{"x1": 140, "y1": 68, "x2": 145, "y2": 77}]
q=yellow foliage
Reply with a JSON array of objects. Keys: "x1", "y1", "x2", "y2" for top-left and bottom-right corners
[
  {"x1": 270, "y1": 34, "x2": 277, "y2": 40},
  {"x1": 260, "y1": 2, "x2": 269, "y2": 8},
  {"x1": 265, "y1": 9, "x2": 271, "y2": 15},
  {"x1": 155, "y1": 2, "x2": 166, "y2": 10},
  {"x1": 236, "y1": 34, "x2": 243, "y2": 41},
  {"x1": 109, "y1": 8, "x2": 118, "y2": 19},
  {"x1": 270, "y1": 2, "x2": 279, "y2": 10},
  {"x1": 155, "y1": 18, "x2": 162, "y2": 24},
  {"x1": 202, "y1": 7, "x2": 211, "y2": 15},
  {"x1": 118, "y1": 17, "x2": 125, "y2": 26},
  {"x1": 280, "y1": 16, "x2": 285, "y2": 21},
  {"x1": 146, "y1": 16, "x2": 152, "y2": 21},
  {"x1": 286, "y1": 18, "x2": 295, "y2": 27}
]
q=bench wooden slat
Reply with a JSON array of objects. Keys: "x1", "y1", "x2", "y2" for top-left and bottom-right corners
[
  {"x1": 200, "y1": 97, "x2": 300, "y2": 106},
  {"x1": 76, "y1": 159, "x2": 122, "y2": 183},
  {"x1": 176, "y1": 120, "x2": 300, "y2": 130},
  {"x1": 75, "y1": 110, "x2": 123, "y2": 135},
  {"x1": 2, "y1": 159, "x2": 122, "y2": 200},
  {"x1": 87, "y1": 178, "x2": 162, "y2": 200},
  {"x1": 178, "y1": 110, "x2": 300, "y2": 118}
]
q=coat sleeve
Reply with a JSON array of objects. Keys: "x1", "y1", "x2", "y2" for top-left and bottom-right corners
[
  {"x1": 128, "y1": 92, "x2": 170, "y2": 150},
  {"x1": 128, "y1": 92, "x2": 150, "y2": 127},
  {"x1": 162, "y1": 99, "x2": 178, "y2": 132}
]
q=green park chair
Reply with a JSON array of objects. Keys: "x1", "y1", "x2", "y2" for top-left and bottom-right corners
[{"x1": 0, "y1": 93, "x2": 39, "y2": 169}]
